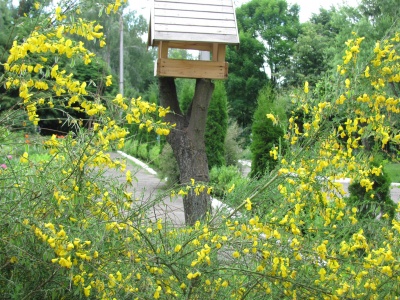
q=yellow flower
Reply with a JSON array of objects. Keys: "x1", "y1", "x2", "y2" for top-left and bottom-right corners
[
  {"x1": 364, "y1": 66, "x2": 370, "y2": 77},
  {"x1": 381, "y1": 266, "x2": 392, "y2": 277},
  {"x1": 336, "y1": 94, "x2": 346, "y2": 105},
  {"x1": 244, "y1": 198, "x2": 252, "y2": 211},
  {"x1": 266, "y1": 113, "x2": 278, "y2": 125},
  {"x1": 232, "y1": 251, "x2": 240, "y2": 258},
  {"x1": 20, "y1": 152, "x2": 29, "y2": 163},
  {"x1": 345, "y1": 78, "x2": 350, "y2": 88},
  {"x1": 126, "y1": 170, "x2": 132, "y2": 183},
  {"x1": 178, "y1": 189, "x2": 187, "y2": 196},
  {"x1": 59, "y1": 256, "x2": 72, "y2": 268},
  {"x1": 153, "y1": 286, "x2": 161, "y2": 299},
  {"x1": 187, "y1": 271, "x2": 201, "y2": 279},
  {"x1": 304, "y1": 81, "x2": 309, "y2": 94},
  {"x1": 319, "y1": 268, "x2": 326, "y2": 281},
  {"x1": 174, "y1": 244, "x2": 182, "y2": 252},
  {"x1": 83, "y1": 285, "x2": 91, "y2": 297}
]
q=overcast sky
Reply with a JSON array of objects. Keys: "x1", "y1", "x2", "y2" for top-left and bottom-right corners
[
  {"x1": 128, "y1": 0, "x2": 360, "y2": 23},
  {"x1": 10, "y1": 0, "x2": 361, "y2": 23}
]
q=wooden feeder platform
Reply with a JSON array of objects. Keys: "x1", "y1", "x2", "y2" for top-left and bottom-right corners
[{"x1": 148, "y1": 0, "x2": 240, "y2": 80}]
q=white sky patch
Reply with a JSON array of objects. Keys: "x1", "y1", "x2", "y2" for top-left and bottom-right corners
[
  {"x1": 127, "y1": 0, "x2": 360, "y2": 23},
  {"x1": 11, "y1": 0, "x2": 361, "y2": 25}
]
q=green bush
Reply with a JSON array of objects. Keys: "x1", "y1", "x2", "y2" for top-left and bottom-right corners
[
  {"x1": 130, "y1": 139, "x2": 139, "y2": 157},
  {"x1": 224, "y1": 120, "x2": 243, "y2": 167},
  {"x1": 209, "y1": 165, "x2": 248, "y2": 199},
  {"x1": 250, "y1": 85, "x2": 287, "y2": 178},
  {"x1": 148, "y1": 144, "x2": 161, "y2": 168},
  {"x1": 347, "y1": 155, "x2": 396, "y2": 219},
  {"x1": 137, "y1": 143, "x2": 148, "y2": 161},
  {"x1": 384, "y1": 162, "x2": 400, "y2": 183},
  {"x1": 122, "y1": 138, "x2": 139, "y2": 157},
  {"x1": 158, "y1": 143, "x2": 180, "y2": 186},
  {"x1": 205, "y1": 81, "x2": 228, "y2": 169}
]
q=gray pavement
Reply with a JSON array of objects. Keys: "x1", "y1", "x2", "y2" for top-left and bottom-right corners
[{"x1": 107, "y1": 152, "x2": 186, "y2": 226}]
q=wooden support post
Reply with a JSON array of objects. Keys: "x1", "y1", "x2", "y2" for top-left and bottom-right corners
[
  {"x1": 158, "y1": 41, "x2": 169, "y2": 59},
  {"x1": 212, "y1": 43, "x2": 219, "y2": 62},
  {"x1": 218, "y1": 44, "x2": 226, "y2": 62}
]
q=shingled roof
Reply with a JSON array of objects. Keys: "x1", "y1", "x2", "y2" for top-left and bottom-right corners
[{"x1": 148, "y1": 0, "x2": 240, "y2": 47}]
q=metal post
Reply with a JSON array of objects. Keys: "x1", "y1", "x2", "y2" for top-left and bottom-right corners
[{"x1": 119, "y1": 14, "x2": 124, "y2": 96}]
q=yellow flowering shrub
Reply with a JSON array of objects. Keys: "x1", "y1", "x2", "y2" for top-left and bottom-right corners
[{"x1": 0, "y1": 2, "x2": 399, "y2": 299}]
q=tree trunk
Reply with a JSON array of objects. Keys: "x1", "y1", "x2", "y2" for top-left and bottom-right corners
[{"x1": 158, "y1": 77, "x2": 214, "y2": 225}]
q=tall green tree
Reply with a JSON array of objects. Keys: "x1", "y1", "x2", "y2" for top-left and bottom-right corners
[
  {"x1": 226, "y1": 0, "x2": 300, "y2": 130},
  {"x1": 225, "y1": 31, "x2": 267, "y2": 129},
  {"x1": 283, "y1": 8, "x2": 339, "y2": 86},
  {"x1": 236, "y1": 0, "x2": 300, "y2": 86},
  {"x1": 0, "y1": 0, "x2": 14, "y2": 68},
  {"x1": 250, "y1": 86, "x2": 286, "y2": 178},
  {"x1": 205, "y1": 81, "x2": 228, "y2": 169},
  {"x1": 359, "y1": 0, "x2": 400, "y2": 36}
]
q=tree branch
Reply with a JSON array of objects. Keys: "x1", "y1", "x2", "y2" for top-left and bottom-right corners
[
  {"x1": 158, "y1": 77, "x2": 185, "y2": 128},
  {"x1": 187, "y1": 79, "x2": 214, "y2": 139}
]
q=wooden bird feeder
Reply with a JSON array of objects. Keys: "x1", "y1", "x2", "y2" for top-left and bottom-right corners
[{"x1": 148, "y1": 0, "x2": 240, "y2": 80}]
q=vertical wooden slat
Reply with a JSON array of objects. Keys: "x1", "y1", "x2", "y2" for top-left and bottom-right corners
[
  {"x1": 158, "y1": 41, "x2": 169, "y2": 59},
  {"x1": 218, "y1": 44, "x2": 226, "y2": 62},
  {"x1": 212, "y1": 43, "x2": 218, "y2": 62}
]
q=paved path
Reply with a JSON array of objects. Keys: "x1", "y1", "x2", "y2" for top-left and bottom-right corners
[
  {"x1": 103, "y1": 154, "x2": 399, "y2": 227},
  {"x1": 107, "y1": 152, "x2": 186, "y2": 226}
]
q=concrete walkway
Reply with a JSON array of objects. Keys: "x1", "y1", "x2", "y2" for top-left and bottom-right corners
[
  {"x1": 107, "y1": 152, "x2": 186, "y2": 226},
  {"x1": 104, "y1": 154, "x2": 399, "y2": 227}
]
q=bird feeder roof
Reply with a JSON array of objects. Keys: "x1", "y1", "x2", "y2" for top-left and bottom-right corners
[{"x1": 148, "y1": 0, "x2": 240, "y2": 47}]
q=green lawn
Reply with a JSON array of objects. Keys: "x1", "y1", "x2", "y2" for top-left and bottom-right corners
[{"x1": 384, "y1": 162, "x2": 400, "y2": 183}]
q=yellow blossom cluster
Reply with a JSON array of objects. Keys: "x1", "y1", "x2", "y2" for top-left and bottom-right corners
[
  {"x1": 171, "y1": 178, "x2": 212, "y2": 198},
  {"x1": 255, "y1": 32, "x2": 400, "y2": 299}
]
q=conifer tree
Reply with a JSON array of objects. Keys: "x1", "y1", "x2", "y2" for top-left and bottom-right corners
[
  {"x1": 250, "y1": 86, "x2": 286, "y2": 178},
  {"x1": 205, "y1": 81, "x2": 228, "y2": 169}
]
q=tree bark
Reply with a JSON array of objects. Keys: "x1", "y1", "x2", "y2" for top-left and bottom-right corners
[{"x1": 158, "y1": 77, "x2": 214, "y2": 225}]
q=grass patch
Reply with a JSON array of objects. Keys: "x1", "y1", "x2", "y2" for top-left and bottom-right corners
[
  {"x1": 29, "y1": 152, "x2": 52, "y2": 163},
  {"x1": 384, "y1": 162, "x2": 400, "y2": 183}
]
